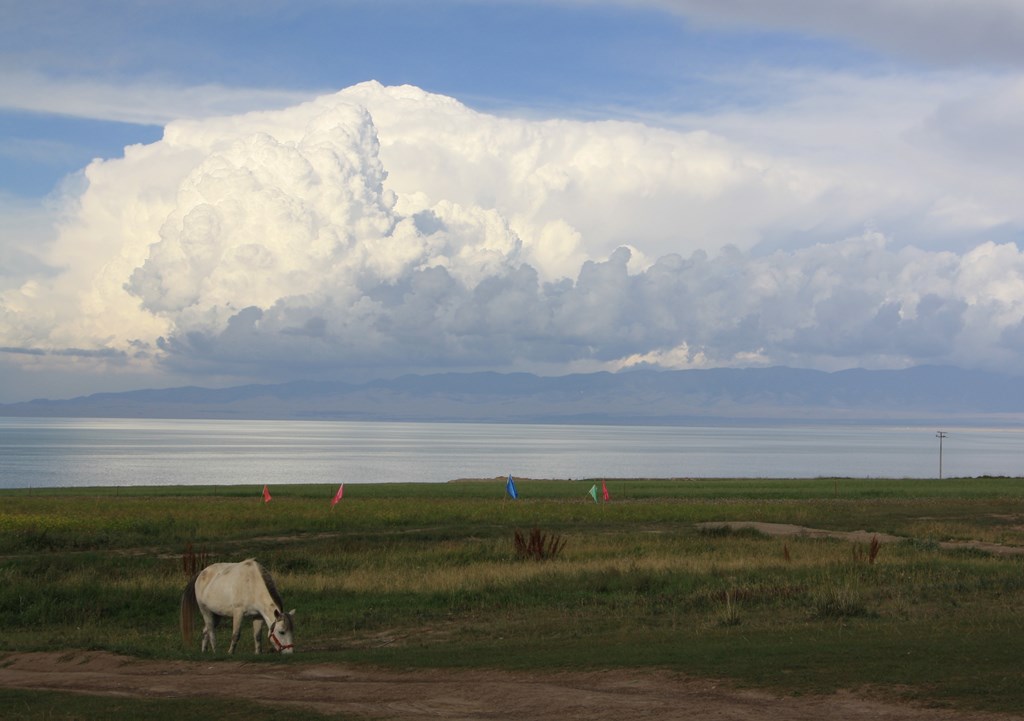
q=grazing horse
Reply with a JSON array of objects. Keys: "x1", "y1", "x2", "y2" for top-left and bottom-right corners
[{"x1": 180, "y1": 559, "x2": 296, "y2": 654}]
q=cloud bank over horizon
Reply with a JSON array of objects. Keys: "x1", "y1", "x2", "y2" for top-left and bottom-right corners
[{"x1": 3, "y1": 80, "x2": 1024, "y2": 399}]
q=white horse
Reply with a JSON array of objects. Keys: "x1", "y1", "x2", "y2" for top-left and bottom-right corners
[{"x1": 180, "y1": 558, "x2": 296, "y2": 654}]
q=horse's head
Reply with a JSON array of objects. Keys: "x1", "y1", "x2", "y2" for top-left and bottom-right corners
[{"x1": 269, "y1": 608, "x2": 296, "y2": 654}]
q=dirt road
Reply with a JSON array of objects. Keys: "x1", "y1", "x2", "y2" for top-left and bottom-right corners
[{"x1": 0, "y1": 651, "x2": 1019, "y2": 720}]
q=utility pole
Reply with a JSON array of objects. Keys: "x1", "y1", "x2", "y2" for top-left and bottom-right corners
[{"x1": 936, "y1": 431, "x2": 947, "y2": 479}]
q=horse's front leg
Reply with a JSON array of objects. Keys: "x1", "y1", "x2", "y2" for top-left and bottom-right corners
[
  {"x1": 252, "y1": 617, "x2": 264, "y2": 654},
  {"x1": 227, "y1": 611, "x2": 244, "y2": 654}
]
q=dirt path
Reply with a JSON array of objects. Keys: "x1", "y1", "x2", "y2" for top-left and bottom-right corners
[
  {"x1": 697, "y1": 521, "x2": 1024, "y2": 556},
  {"x1": 1, "y1": 651, "x2": 1020, "y2": 720}
]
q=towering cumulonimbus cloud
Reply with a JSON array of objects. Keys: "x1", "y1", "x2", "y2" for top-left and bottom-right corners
[{"x1": 3, "y1": 80, "x2": 1024, "y2": 383}]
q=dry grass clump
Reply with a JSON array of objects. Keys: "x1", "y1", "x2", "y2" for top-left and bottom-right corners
[
  {"x1": 181, "y1": 542, "x2": 209, "y2": 578},
  {"x1": 810, "y1": 580, "x2": 874, "y2": 619},
  {"x1": 514, "y1": 528, "x2": 566, "y2": 561},
  {"x1": 851, "y1": 535, "x2": 881, "y2": 564},
  {"x1": 715, "y1": 590, "x2": 743, "y2": 627}
]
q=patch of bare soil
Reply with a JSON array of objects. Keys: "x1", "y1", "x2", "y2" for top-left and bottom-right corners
[
  {"x1": 0, "y1": 651, "x2": 1019, "y2": 721},
  {"x1": 697, "y1": 521, "x2": 1024, "y2": 556}
]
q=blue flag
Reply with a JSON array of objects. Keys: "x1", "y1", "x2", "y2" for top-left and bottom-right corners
[{"x1": 506, "y1": 473, "x2": 518, "y2": 499}]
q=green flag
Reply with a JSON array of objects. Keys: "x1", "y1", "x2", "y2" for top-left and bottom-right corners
[{"x1": 589, "y1": 484, "x2": 598, "y2": 503}]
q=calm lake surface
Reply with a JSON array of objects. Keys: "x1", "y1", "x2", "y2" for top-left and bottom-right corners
[{"x1": 1, "y1": 417, "x2": 1023, "y2": 489}]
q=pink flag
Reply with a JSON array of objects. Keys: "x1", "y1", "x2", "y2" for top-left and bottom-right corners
[
  {"x1": 601, "y1": 479, "x2": 610, "y2": 502},
  {"x1": 262, "y1": 485, "x2": 272, "y2": 503},
  {"x1": 331, "y1": 483, "x2": 345, "y2": 507}
]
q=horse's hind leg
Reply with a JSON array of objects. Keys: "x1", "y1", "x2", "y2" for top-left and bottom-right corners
[
  {"x1": 227, "y1": 611, "x2": 244, "y2": 654},
  {"x1": 199, "y1": 609, "x2": 216, "y2": 653},
  {"x1": 252, "y1": 618, "x2": 264, "y2": 654}
]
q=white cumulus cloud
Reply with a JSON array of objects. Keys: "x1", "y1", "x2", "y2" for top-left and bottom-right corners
[{"x1": 3, "y1": 81, "x2": 1024, "y2": 391}]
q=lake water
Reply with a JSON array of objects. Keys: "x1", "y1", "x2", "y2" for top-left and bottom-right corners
[{"x1": 1, "y1": 417, "x2": 1023, "y2": 489}]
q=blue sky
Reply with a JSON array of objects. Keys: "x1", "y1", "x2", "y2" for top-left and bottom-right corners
[
  {"x1": 0, "y1": 1, "x2": 883, "y2": 195},
  {"x1": 2, "y1": 0, "x2": 1024, "y2": 402}
]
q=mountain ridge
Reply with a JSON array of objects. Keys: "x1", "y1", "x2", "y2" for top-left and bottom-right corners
[{"x1": 3, "y1": 366, "x2": 1023, "y2": 426}]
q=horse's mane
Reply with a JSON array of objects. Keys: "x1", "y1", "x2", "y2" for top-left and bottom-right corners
[{"x1": 257, "y1": 561, "x2": 285, "y2": 612}]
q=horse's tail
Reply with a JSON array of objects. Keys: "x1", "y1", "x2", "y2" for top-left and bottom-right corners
[{"x1": 180, "y1": 574, "x2": 199, "y2": 648}]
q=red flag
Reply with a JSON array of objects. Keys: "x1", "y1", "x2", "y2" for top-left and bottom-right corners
[
  {"x1": 331, "y1": 483, "x2": 345, "y2": 507},
  {"x1": 262, "y1": 485, "x2": 272, "y2": 503},
  {"x1": 601, "y1": 479, "x2": 610, "y2": 502}
]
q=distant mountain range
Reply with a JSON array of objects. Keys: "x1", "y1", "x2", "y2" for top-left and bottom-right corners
[{"x1": 3, "y1": 366, "x2": 1024, "y2": 426}]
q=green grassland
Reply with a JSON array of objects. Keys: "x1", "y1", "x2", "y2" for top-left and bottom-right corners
[{"x1": 3, "y1": 476, "x2": 1024, "y2": 717}]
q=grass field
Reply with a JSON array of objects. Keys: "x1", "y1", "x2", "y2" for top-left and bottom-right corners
[{"x1": 2, "y1": 476, "x2": 1024, "y2": 717}]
